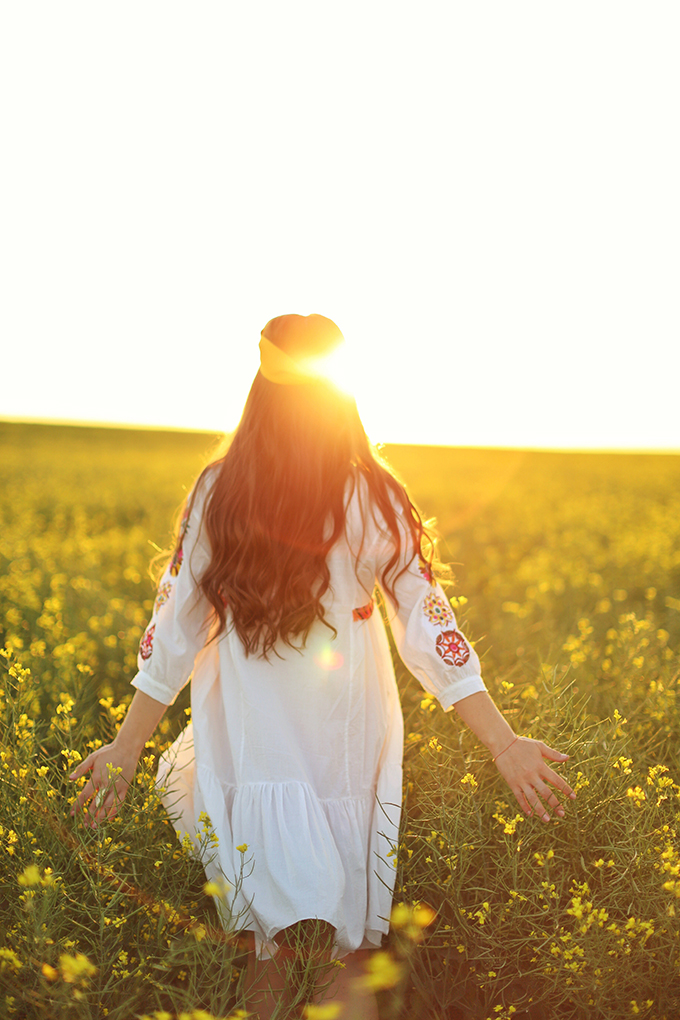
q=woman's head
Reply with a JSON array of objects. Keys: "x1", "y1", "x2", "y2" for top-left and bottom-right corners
[
  {"x1": 261, "y1": 313, "x2": 344, "y2": 361},
  {"x1": 186, "y1": 314, "x2": 435, "y2": 657},
  {"x1": 237, "y1": 315, "x2": 368, "y2": 486}
]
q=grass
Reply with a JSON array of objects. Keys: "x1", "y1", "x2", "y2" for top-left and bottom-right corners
[{"x1": 0, "y1": 421, "x2": 679, "y2": 1019}]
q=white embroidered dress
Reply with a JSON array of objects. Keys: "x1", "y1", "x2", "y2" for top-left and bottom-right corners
[{"x1": 132, "y1": 471, "x2": 487, "y2": 958}]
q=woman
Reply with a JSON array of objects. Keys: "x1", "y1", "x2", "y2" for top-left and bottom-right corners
[{"x1": 69, "y1": 313, "x2": 575, "y2": 1018}]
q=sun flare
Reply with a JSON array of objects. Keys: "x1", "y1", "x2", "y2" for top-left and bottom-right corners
[{"x1": 302, "y1": 343, "x2": 357, "y2": 397}]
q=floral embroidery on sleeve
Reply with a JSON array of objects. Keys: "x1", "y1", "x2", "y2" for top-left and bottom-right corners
[
  {"x1": 352, "y1": 598, "x2": 375, "y2": 621},
  {"x1": 169, "y1": 506, "x2": 191, "y2": 577},
  {"x1": 139, "y1": 623, "x2": 155, "y2": 662},
  {"x1": 423, "y1": 591, "x2": 454, "y2": 627},
  {"x1": 435, "y1": 629, "x2": 470, "y2": 667},
  {"x1": 154, "y1": 580, "x2": 173, "y2": 613},
  {"x1": 421, "y1": 587, "x2": 472, "y2": 666}
]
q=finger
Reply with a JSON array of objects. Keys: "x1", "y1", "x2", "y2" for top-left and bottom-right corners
[
  {"x1": 514, "y1": 787, "x2": 534, "y2": 817},
  {"x1": 542, "y1": 769, "x2": 577, "y2": 800},
  {"x1": 81, "y1": 785, "x2": 110, "y2": 826},
  {"x1": 88, "y1": 798, "x2": 112, "y2": 827},
  {"x1": 68, "y1": 756, "x2": 93, "y2": 780},
  {"x1": 71, "y1": 776, "x2": 111, "y2": 817},
  {"x1": 70, "y1": 779, "x2": 97, "y2": 816},
  {"x1": 522, "y1": 786, "x2": 553, "y2": 823},
  {"x1": 91, "y1": 788, "x2": 124, "y2": 826},
  {"x1": 537, "y1": 742, "x2": 570, "y2": 763},
  {"x1": 532, "y1": 781, "x2": 566, "y2": 818},
  {"x1": 93, "y1": 779, "x2": 127, "y2": 818}
]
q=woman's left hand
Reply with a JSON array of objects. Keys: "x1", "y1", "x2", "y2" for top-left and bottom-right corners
[
  {"x1": 493, "y1": 737, "x2": 576, "y2": 822},
  {"x1": 68, "y1": 738, "x2": 141, "y2": 828}
]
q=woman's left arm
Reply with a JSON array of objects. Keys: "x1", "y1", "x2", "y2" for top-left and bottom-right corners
[
  {"x1": 68, "y1": 689, "x2": 167, "y2": 826},
  {"x1": 453, "y1": 690, "x2": 576, "y2": 822}
]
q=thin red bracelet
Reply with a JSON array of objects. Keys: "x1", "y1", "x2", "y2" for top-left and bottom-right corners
[{"x1": 492, "y1": 736, "x2": 519, "y2": 763}]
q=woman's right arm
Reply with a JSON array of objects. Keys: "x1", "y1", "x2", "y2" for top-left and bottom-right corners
[
  {"x1": 452, "y1": 690, "x2": 575, "y2": 821},
  {"x1": 374, "y1": 501, "x2": 575, "y2": 821}
]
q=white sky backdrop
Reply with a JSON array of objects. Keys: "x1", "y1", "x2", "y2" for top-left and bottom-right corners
[{"x1": 1, "y1": 2, "x2": 678, "y2": 449}]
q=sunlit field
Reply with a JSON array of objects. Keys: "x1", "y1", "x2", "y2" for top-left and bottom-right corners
[{"x1": 1, "y1": 422, "x2": 679, "y2": 1020}]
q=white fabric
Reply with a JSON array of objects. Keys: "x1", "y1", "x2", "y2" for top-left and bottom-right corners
[{"x1": 131, "y1": 470, "x2": 487, "y2": 958}]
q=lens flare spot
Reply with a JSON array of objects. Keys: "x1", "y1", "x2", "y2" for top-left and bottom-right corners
[
  {"x1": 314, "y1": 645, "x2": 344, "y2": 671},
  {"x1": 302, "y1": 344, "x2": 356, "y2": 396}
]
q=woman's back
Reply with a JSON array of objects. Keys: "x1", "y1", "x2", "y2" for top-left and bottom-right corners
[{"x1": 143, "y1": 454, "x2": 484, "y2": 958}]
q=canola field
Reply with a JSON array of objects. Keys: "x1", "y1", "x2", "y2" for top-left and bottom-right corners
[{"x1": 1, "y1": 421, "x2": 679, "y2": 1020}]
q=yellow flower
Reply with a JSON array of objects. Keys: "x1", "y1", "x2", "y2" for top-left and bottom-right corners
[
  {"x1": 0, "y1": 948, "x2": 22, "y2": 972},
  {"x1": 419, "y1": 693, "x2": 436, "y2": 712},
  {"x1": 236, "y1": 843, "x2": 249, "y2": 853},
  {"x1": 203, "y1": 881, "x2": 224, "y2": 897},
  {"x1": 58, "y1": 952, "x2": 97, "y2": 985},
  {"x1": 460, "y1": 772, "x2": 478, "y2": 790},
  {"x1": 354, "y1": 951, "x2": 403, "y2": 991},
  {"x1": 17, "y1": 865, "x2": 41, "y2": 887},
  {"x1": 304, "y1": 1005, "x2": 342, "y2": 1020},
  {"x1": 626, "y1": 786, "x2": 646, "y2": 807},
  {"x1": 413, "y1": 903, "x2": 437, "y2": 928},
  {"x1": 390, "y1": 903, "x2": 411, "y2": 928},
  {"x1": 41, "y1": 963, "x2": 59, "y2": 981},
  {"x1": 390, "y1": 901, "x2": 436, "y2": 941}
]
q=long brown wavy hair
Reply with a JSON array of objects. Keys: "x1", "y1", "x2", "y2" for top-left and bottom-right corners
[{"x1": 175, "y1": 318, "x2": 438, "y2": 658}]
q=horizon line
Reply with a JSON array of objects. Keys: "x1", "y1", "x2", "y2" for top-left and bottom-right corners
[{"x1": 1, "y1": 415, "x2": 679, "y2": 457}]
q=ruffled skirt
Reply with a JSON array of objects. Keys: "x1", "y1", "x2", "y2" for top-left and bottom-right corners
[{"x1": 155, "y1": 722, "x2": 401, "y2": 959}]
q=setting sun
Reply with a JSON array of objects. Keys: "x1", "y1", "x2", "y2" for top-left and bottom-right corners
[{"x1": 1, "y1": 4, "x2": 678, "y2": 450}]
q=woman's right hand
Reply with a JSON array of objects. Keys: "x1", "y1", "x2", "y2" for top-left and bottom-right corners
[{"x1": 68, "y1": 739, "x2": 141, "y2": 827}]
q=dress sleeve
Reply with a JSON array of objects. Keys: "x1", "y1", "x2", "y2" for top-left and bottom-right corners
[
  {"x1": 373, "y1": 505, "x2": 488, "y2": 712},
  {"x1": 130, "y1": 476, "x2": 214, "y2": 706}
]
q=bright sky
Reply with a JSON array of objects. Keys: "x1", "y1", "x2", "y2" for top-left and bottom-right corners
[{"x1": 1, "y1": 2, "x2": 678, "y2": 449}]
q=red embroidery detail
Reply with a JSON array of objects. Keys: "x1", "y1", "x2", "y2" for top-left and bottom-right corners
[
  {"x1": 418, "y1": 557, "x2": 434, "y2": 585},
  {"x1": 435, "y1": 629, "x2": 470, "y2": 667},
  {"x1": 353, "y1": 599, "x2": 374, "y2": 621},
  {"x1": 139, "y1": 623, "x2": 155, "y2": 661}
]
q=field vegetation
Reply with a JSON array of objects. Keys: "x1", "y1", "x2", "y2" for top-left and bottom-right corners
[{"x1": 1, "y1": 422, "x2": 679, "y2": 1019}]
